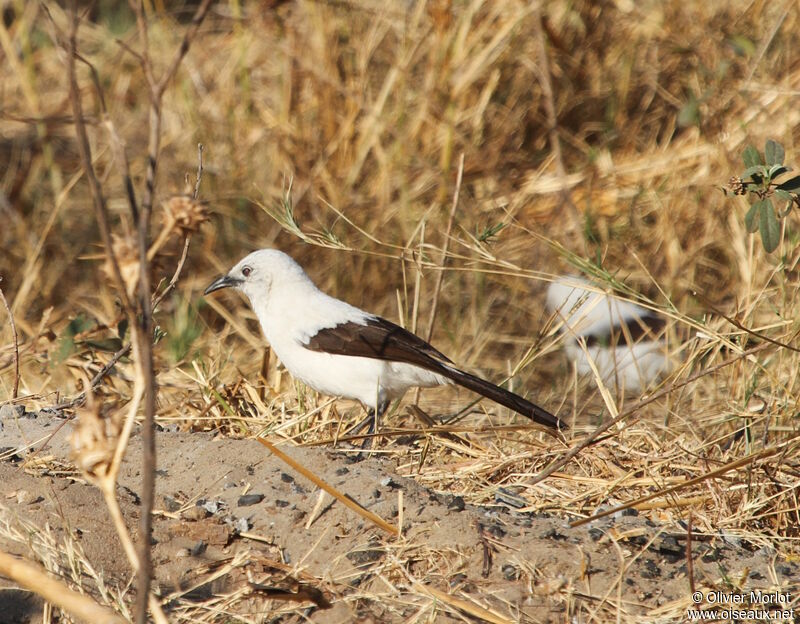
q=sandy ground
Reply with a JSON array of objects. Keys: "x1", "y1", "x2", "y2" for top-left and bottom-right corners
[{"x1": 0, "y1": 406, "x2": 796, "y2": 623}]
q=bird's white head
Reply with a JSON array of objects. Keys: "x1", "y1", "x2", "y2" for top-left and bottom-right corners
[{"x1": 204, "y1": 249, "x2": 312, "y2": 305}]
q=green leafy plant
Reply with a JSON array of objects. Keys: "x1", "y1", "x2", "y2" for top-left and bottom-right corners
[
  {"x1": 727, "y1": 139, "x2": 800, "y2": 252},
  {"x1": 55, "y1": 314, "x2": 95, "y2": 363},
  {"x1": 164, "y1": 297, "x2": 203, "y2": 363}
]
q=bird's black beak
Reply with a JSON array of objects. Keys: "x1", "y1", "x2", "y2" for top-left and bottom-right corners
[{"x1": 204, "y1": 274, "x2": 242, "y2": 295}]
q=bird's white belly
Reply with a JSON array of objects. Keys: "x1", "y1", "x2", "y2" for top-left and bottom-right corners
[{"x1": 269, "y1": 337, "x2": 447, "y2": 408}]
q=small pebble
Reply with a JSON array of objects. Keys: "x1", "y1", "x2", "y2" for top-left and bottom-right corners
[
  {"x1": 540, "y1": 527, "x2": 566, "y2": 541},
  {"x1": 0, "y1": 405, "x2": 25, "y2": 420},
  {"x1": 447, "y1": 496, "x2": 465, "y2": 512},
  {"x1": 38, "y1": 407, "x2": 62, "y2": 419},
  {"x1": 161, "y1": 495, "x2": 181, "y2": 512},
  {"x1": 200, "y1": 499, "x2": 223, "y2": 514},
  {"x1": 189, "y1": 541, "x2": 207, "y2": 556},
  {"x1": 237, "y1": 494, "x2": 264, "y2": 507},
  {"x1": 501, "y1": 564, "x2": 519, "y2": 581},
  {"x1": 641, "y1": 559, "x2": 661, "y2": 579},
  {"x1": 449, "y1": 573, "x2": 467, "y2": 588},
  {"x1": 658, "y1": 536, "x2": 683, "y2": 560},
  {"x1": 346, "y1": 547, "x2": 384, "y2": 566},
  {"x1": 231, "y1": 517, "x2": 250, "y2": 533},
  {"x1": 183, "y1": 506, "x2": 209, "y2": 521}
]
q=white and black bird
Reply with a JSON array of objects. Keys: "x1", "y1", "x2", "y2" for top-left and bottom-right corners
[
  {"x1": 546, "y1": 275, "x2": 670, "y2": 392},
  {"x1": 205, "y1": 249, "x2": 564, "y2": 432}
]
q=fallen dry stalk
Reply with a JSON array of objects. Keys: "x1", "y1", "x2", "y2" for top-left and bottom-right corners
[
  {"x1": 257, "y1": 436, "x2": 399, "y2": 536},
  {"x1": 413, "y1": 582, "x2": 512, "y2": 624},
  {"x1": 0, "y1": 549, "x2": 125, "y2": 624}
]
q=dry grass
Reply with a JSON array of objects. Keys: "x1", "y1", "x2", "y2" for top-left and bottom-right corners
[{"x1": 2, "y1": 0, "x2": 800, "y2": 621}]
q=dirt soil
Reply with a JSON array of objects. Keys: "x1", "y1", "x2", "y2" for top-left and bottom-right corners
[{"x1": 0, "y1": 407, "x2": 796, "y2": 623}]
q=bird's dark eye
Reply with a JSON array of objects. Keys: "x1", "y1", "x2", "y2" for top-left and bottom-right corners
[{"x1": 242, "y1": 266, "x2": 252, "y2": 277}]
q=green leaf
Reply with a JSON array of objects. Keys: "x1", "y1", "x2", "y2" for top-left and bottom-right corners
[
  {"x1": 759, "y1": 199, "x2": 780, "y2": 253},
  {"x1": 477, "y1": 222, "x2": 506, "y2": 242},
  {"x1": 742, "y1": 145, "x2": 761, "y2": 168},
  {"x1": 765, "y1": 140, "x2": 784, "y2": 166},
  {"x1": 777, "y1": 175, "x2": 800, "y2": 192},
  {"x1": 778, "y1": 200, "x2": 793, "y2": 217},
  {"x1": 775, "y1": 189, "x2": 793, "y2": 202},
  {"x1": 744, "y1": 201, "x2": 761, "y2": 233},
  {"x1": 741, "y1": 165, "x2": 766, "y2": 181},
  {"x1": 55, "y1": 314, "x2": 95, "y2": 363},
  {"x1": 768, "y1": 165, "x2": 789, "y2": 179},
  {"x1": 84, "y1": 338, "x2": 125, "y2": 352},
  {"x1": 66, "y1": 314, "x2": 94, "y2": 337}
]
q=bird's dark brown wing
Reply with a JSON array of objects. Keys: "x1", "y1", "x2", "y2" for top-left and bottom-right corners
[
  {"x1": 304, "y1": 316, "x2": 564, "y2": 430},
  {"x1": 304, "y1": 317, "x2": 453, "y2": 369}
]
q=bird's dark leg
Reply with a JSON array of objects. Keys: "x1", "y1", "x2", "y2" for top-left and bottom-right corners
[
  {"x1": 344, "y1": 400, "x2": 390, "y2": 449},
  {"x1": 372, "y1": 399, "x2": 389, "y2": 437}
]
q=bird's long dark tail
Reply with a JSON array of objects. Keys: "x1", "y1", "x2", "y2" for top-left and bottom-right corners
[{"x1": 440, "y1": 364, "x2": 564, "y2": 430}]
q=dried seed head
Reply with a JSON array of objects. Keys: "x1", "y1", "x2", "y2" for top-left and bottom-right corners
[
  {"x1": 104, "y1": 233, "x2": 140, "y2": 297},
  {"x1": 164, "y1": 195, "x2": 209, "y2": 235},
  {"x1": 70, "y1": 395, "x2": 121, "y2": 484},
  {"x1": 728, "y1": 176, "x2": 746, "y2": 195}
]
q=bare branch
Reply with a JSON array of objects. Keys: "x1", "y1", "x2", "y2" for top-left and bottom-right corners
[
  {"x1": 155, "y1": 0, "x2": 215, "y2": 97},
  {"x1": 127, "y1": 5, "x2": 213, "y2": 622},
  {"x1": 54, "y1": 343, "x2": 133, "y2": 410},
  {"x1": 193, "y1": 143, "x2": 205, "y2": 200}
]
